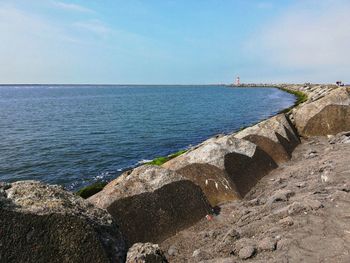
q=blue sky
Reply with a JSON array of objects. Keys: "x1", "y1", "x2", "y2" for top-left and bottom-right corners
[{"x1": 0, "y1": 0, "x2": 349, "y2": 84}]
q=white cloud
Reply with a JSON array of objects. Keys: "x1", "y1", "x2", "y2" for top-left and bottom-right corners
[
  {"x1": 52, "y1": 1, "x2": 94, "y2": 13},
  {"x1": 0, "y1": 4, "x2": 110, "y2": 83},
  {"x1": 0, "y1": 3, "x2": 144, "y2": 83},
  {"x1": 246, "y1": 0, "x2": 350, "y2": 83}
]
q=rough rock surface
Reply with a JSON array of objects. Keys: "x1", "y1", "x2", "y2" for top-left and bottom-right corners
[
  {"x1": 294, "y1": 87, "x2": 350, "y2": 136},
  {"x1": 163, "y1": 135, "x2": 277, "y2": 200},
  {"x1": 177, "y1": 163, "x2": 239, "y2": 206},
  {"x1": 161, "y1": 134, "x2": 350, "y2": 262},
  {"x1": 235, "y1": 113, "x2": 300, "y2": 164},
  {"x1": 89, "y1": 165, "x2": 211, "y2": 246},
  {"x1": 126, "y1": 243, "x2": 168, "y2": 263},
  {"x1": 0, "y1": 181, "x2": 126, "y2": 263}
]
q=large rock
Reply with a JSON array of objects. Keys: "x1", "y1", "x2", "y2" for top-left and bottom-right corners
[
  {"x1": 294, "y1": 88, "x2": 350, "y2": 136},
  {"x1": 88, "y1": 166, "x2": 211, "y2": 246},
  {"x1": 235, "y1": 113, "x2": 300, "y2": 164},
  {"x1": 177, "y1": 163, "x2": 239, "y2": 206},
  {"x1": 163, "y1": 135, "x2": 277, "y2": 198},
  {"x1": 126, "y1": 243, "x2": 168, "y2": 263},
  {"x1": 0, "y1": 181, "x2": 126, "y2": 263}
]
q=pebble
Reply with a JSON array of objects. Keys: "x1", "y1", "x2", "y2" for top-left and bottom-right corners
[
  {"x1": 296, "y1": 182, "x2": 306, "y2": 188},
  {"x1": 338, "y1": 184, "x2": 350, "y2": 193},
  {"x1": 267, "y1": 189, "x2": 295, "y2": 206},
  {"x1": 222, "y1": 228, "x2": 240, "y2": 243},
  {"x1": 168, "y1": 245, "x2": 178, "y2": 256},
  {"x1": 202, "y1": 229, "x2": 220, "y2": 239},
  {"x1": 238, "y1": 246, "x2": 256, "y2": 260},
  {"x1": 192, "y1": 249, "x2": 200, "y2": 257},
  {"x1": 304, "y1": 199, "x2": 323, "y2": 210},
  {"x1": 288, "y1": 202, "x2": 306, "y2": 215},
  {"x1": 279, "y1": 216, "x2": 294, "y2": 226},
  {"x1": 258, "y1": 237, "x2": 276, "y2": 251},
  {"x1": 126, "y1": 243, "x2": 168, "y2": 263},
  {"x1": 199, "y1": 258, "x2": 235, "y2": 263},
  {"x1": 321, "y1": 174, "x2": 330, "y2": 183},
  {"x1": 277, "y1": 238, "x2": 291, "y2": 250}
]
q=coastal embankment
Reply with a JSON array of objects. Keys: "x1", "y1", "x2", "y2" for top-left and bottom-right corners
[{"x1": 1, "y1": 84, "x2": 349, "y2": 262}]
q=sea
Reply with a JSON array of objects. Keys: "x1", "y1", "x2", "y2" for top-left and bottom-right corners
[{"x1": 0, "y1": 85, "x2": 295, "y2": 190}]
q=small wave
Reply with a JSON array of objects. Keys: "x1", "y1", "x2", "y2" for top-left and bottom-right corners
[{"x1": 137, "y1": 159, "x2": 153, "y2": 165}]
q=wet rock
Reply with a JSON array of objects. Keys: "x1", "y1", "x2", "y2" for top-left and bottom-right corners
[
  {"x1": 238, "y1": 246, "x2": 256, "y2": 260},
  {"x1": 294, "y1": 88, "x2": 350, "y2": 137},
  {"x1": 0, "y1": 181, "x2": 126, "y2": 263},
  {"x1": 258, "y1": 237, "x2": 276, "y2": 251},
  {"x1": 126, "y1": 243, "x2": 168, "y2": 263},
  {"x1": 0, "y1": 182, "x2": 10, "y2": 191},
  {"x1": 89, "y1": 166, "x2": 211, "y2": 246}
]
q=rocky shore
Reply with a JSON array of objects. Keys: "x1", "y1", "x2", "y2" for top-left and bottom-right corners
[{"x1": 1, "y1": 84, "x2": 349, "y2": 262}]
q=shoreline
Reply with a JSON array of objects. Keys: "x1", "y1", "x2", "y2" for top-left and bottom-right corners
[
  {"x1": 76, "y1": 85, "x2": 301, "y2": 198},
  {"x1": 2, "y1": 83, "x2": 349, "y2": 262}
]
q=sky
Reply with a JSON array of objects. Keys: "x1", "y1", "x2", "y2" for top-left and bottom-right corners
[{"x1": 0, "y1": 0, "x2": 349, "y2": 84}]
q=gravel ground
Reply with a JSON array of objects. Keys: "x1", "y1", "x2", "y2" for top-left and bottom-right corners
[{"x1": 161, "y1": 133, "x2": 350, "y2": 262}]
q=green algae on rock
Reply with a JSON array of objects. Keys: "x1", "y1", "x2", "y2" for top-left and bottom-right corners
[
  {"x1": 277, "y1": 88, "x2": 308, "y2": 113},
  {"x1": 146, "y1": 150, "x2": 187, "y2": 166},
  {"x1": 76, "y1": 181, "x2": 108, "y2": 199}
]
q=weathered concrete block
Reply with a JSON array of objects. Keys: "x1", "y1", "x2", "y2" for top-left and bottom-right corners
[
  {"x1": 235, "y1": 113, "x2": 300, "y2": 164},
  {"x1": 88, "y1": 166, "x2": 211, "y2": 246},
  {"x1": 163, "y1": 135, "x2": 277, "y2": 198},
  {"x1": 0, "y1": 181, "x2": 126, "y2": 263},
  {"x1": 294, "y1": 88, "x2": 350, "y2": 137},
  {"x1": 126, "y1": 243, "x2": 168, "y2": 263},
  {"x1": 177, "y1": 163, "x2": 240, "y2": 206}
]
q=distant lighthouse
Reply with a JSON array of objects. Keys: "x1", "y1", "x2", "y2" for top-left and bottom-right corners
[{"x1": 235, "y1": 76, "x2": 240, "y2": 86}]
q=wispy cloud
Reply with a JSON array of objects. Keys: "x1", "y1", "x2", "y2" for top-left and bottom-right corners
[
  {"x1": 73, "y1": 19, "x2": 112, "y2": 36},
  {"x1": 245, "y1": 0, "x2": 350, "y2": 82},
  {"x1": 52, "y1": 1, "x2": 94, "y2": 13}
]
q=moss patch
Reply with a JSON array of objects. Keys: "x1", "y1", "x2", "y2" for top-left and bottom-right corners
[
  {"x1": 277, "y1": 88, "x2": 308, "y2": 113},
  {"x1": 146, "y1": 150, "x2": 187, "y2": 166},
  {"x1": 76, "y1": 181, "x2": 107, "y2": 199}
]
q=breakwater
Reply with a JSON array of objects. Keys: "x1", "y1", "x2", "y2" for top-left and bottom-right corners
[{"x1": 1, "y1": 84, "x2": 349, "y2": 262}]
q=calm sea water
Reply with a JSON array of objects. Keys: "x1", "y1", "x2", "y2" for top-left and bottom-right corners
[{"x1": 0, "y1": 85, "x2": 295, "y2": 190}]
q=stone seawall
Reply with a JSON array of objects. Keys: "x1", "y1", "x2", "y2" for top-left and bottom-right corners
[{"x1": 2, "y1": 84, "x2": 350, "y2": 262}]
